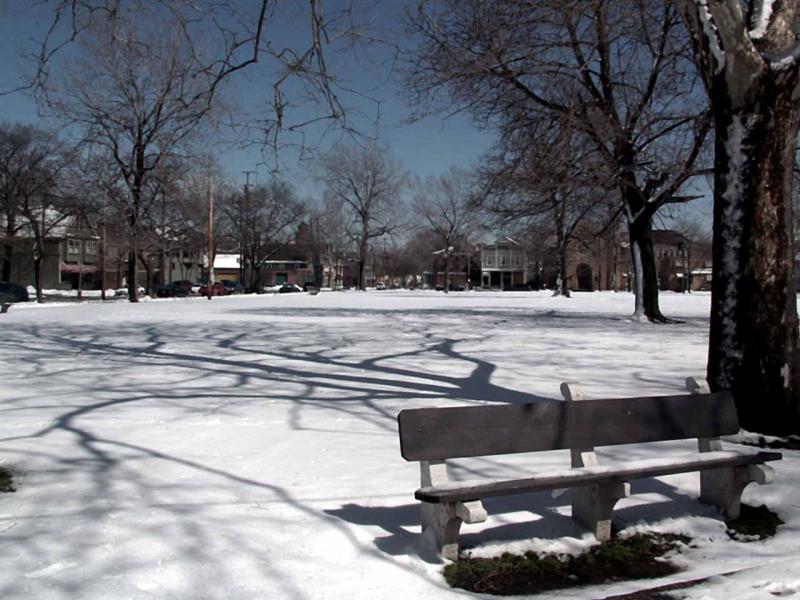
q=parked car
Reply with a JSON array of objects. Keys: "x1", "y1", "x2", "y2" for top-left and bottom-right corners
[
  {"x1": 172, "y1": 280, "x2": 196, "y2": 295},
  {"x1": 222, "y1": 280, "x2": 244, "y2": 294},
  {"x1": 151, "y1": 283, "x2": 189, "y2": 298},
  {"x1": 278, "y1": 283, "x2": 302, "y2": 293},
  {"x1": 0, "y1": 282, "x2": 30, "y2": 303},
  {"x1": 115, "y1": 286, "x2": 147, "y2": 297},
  {"x1": 199, "y1": 281, "x2": 226, "y2": 296}
]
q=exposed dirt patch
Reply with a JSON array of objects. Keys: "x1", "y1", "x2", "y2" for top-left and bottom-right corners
[
  {"x1": 0, "y1": 467, "x2": 15, "y2": 493},
  {"x1": 726, "y1": 504, "x2": 783, "y2": 541},
  {"x1": 444, "y1": 533, "x2": 689, "y2": 596}
]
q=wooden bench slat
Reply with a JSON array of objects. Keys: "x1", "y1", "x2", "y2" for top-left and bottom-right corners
[
  {"x1": 399, "y1": 392, "x2": 739, "y2": 461},
  {"x1": 414, "y1": 450, "x2": 782, "y2": 503}
]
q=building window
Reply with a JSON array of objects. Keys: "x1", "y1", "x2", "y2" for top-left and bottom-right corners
[
  {"x1": 486, "y1": 257, "x2": 493, "y2": 266},
  {"x1": 85, "y1": 240, "x2": 99, "y2": 256},
  {"x1": 500, "y1": 255, "x2": 507, "y2": 266},
  {"x1": 67, "y1": 239, "x2": 81, "y2": 257}
]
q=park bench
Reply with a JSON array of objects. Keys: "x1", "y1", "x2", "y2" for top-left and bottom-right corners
[{"x1": 397, "y1": 380, "x2": 782, "y2": 560}]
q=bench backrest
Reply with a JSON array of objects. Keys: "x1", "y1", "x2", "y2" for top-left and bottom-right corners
[{"x1": 398, "y1": 392, "x2": 738, "y2": 461}]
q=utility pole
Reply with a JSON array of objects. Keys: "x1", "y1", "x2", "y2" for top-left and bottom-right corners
[
  {"x1": 100, "y1": 193, "x2": 107, "y2": 301},
  {"x1": 207, "y1": 176, "x2": 214, "y2": 300},
  {"x1": 242, "y1": 170, "x2": 256, "y2": 189},
  {"x1": 242, "y1": 170, "x2": 255, "y2": 288}
]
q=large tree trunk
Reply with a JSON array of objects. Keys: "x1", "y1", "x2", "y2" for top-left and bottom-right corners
[
  {"x1": 627, "y1": 218, "x2": 664, "y2": 322},
  {"x1": 619, "y1": 148, "x2": 667, "y2": 321},
  {"x1": 708, "y1": 78, "x2": 800, "y2": 434}
]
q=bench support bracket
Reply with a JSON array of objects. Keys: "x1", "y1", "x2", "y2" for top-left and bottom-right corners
[
  {"x1": 571, "y1": 481, "x2": 630, "y2": 541},
  {"x1": 688, "y1": 379, "x2": 777, "y2": 519},
  {"x1": 699, "y1": 456, "x2": 775, "y2": 519},
  {"x1": 419, "y1": 460, "x2": 487, "y2": 560}
]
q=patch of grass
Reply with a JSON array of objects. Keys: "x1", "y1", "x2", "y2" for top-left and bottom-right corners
[
  {"x1": 444, "y1": 533, "x2": 689, "y2": 596},
  {"x1": 726, "y1": 504, "x2": 783, "y2": 541},
  {"x1": 0, "y1": 467, "x2": 15, "y2": 493}
]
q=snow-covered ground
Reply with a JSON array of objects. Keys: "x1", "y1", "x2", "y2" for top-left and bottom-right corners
[{"x1": 0, "y1": 290, "x2": 797, "y2": 599}]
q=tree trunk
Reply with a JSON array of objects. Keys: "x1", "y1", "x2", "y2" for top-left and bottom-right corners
[
  {"x1": 358, "y1": 236, "x2": 368, "y2": 290},
  {"x1": 127, "y1": 240, "x2": 139, "y2": 301},
  {"x1": 627, "y1": 218, "x2": 664, "y2": 322},
  {"x1": 618, "y1": 143, "x2": 667, "y2": 321},
  {"x1": 554, "y1": 201, "x2": 570, "y2": 298},
  {"x1": 2, "y1": 213, "x2": 17, "y2": 282},
  {"x1": 708, "y1": 77, "x2": 800, "y2": 434},
  {"x1": 33, "y1": 248, "x2": 44, "y2": 303},
  {"x1": 128, "y1": 151, "x2": 144, "y2": 303},
  {"x1": 139, "y1": 253, "x2": 152, "y2": 295},
  {"x1": 1, "y1": 244, "x2": 11, "y2": 282},
  {"x1": 443, "y1": 254, "x2": 449, "y2": 293}
]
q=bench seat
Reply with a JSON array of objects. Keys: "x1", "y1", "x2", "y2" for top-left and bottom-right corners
[{"x1": 416, "y1": 449, "x2": 782, "y2": 503}]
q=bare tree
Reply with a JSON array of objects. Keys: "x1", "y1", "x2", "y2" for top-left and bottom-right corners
[
  {"x1": 312, "y1": 196, "x2": 353, "y2": 288},
  {"x1": 0, "y1": 123, "x2": 85, "y2": 301},
  {"x1": 26, "y1": 1, "x2": 356, "y2": 301},
  {"x1": 412, "y1": 170, "x2": 479, "y2": 293},
  {"x1": 0, "y1": 123, "x2": 33, "y2": 282},
  {"x1": 220, "y1": 180, "x2": 305, "y2": 292},
  {"x1": 406, "y1": 0, "x2": 711, "y2": 321},
  {"x1": 40, "y1": 10, "x2": 228, "y2": 301},
  {"x1": 675, "y1": 0, "x2": 800, "y2": 433},
  {"x1": 317, "y1": 143, "x2": 405, "y2": 290},
  {"x1": 481, "y1": 118, "x2": 612, "y2": 297}
]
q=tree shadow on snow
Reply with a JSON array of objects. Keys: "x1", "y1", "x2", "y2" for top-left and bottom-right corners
[
  {"x1": 0, "y1": 301, "x2": 710, "y2": 594},
  {"x1": 325, "y1": 471, "x2": 717, "y2": 562}
]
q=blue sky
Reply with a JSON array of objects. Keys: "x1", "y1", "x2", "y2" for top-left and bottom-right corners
[{"x1": 0, "y1": 1, "x2": 495, "y2": 200}]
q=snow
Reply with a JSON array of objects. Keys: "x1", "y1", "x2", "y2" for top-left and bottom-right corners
[
  {"x1": 1, "y1": 290, "x2": 798, "y2": 599},
  {"x1": 213, "y1": 254, "x2": 240, "y2": 269},
  {"x1": 419, "y1": 451, "x2": 777, "y2": 494},
  {"x1": 698, "y1": 0, "x2": 726, "y2": 75},
  {"x1": 749, "y1": 0, "x2": 775, "y2": 40},
  {"x1": 718, "y1": 114, "x2": 753, "y2": 387}
]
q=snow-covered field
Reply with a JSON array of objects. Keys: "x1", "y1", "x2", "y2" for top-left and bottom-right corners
[{"x1": 0, "y1": 290, "x2": 798, "y2": 599}]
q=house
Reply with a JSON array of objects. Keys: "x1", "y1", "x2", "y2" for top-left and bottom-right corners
[
  {"x1": 260, "y1": 260, "x2": 314, "y2": 287},
  {"x1": 425, "y1": 247, "x2": 476, "y2": 290},
  {"x1": 560, "y1": 227, "x2": 622, "y2": 291},
  {"x1": 651, "y1": 230, "x2": 713, "y2": 292},
  {"x1": 212, "y1": 252, "x2": 316, "y2": 288},
  {"x1": 0, "y1": 213, "x2": 102, "y2": 290},
  {"x1": 527, "y1": 227, "x2": 711, "y2": 293},
  {"x1": 211, "y1": 254, "x2": 242, "y2": 282},
  {"x1": 480, "y1": 237, "x2": 528, "y2": 290}
]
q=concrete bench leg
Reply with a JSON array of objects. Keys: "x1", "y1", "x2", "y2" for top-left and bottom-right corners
[
  {"x1": 418, "y1": 460, "x2": 487, "y2": 560},
  {"x1": 571, "y1": 481, "x2": 630, "y2": 541},
  {"x1": 421, "y1": 500, "x2": 487, "y2": 560},
  {"x1": 700, "y1": 464, "x2": 775, "y2": 519}
]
